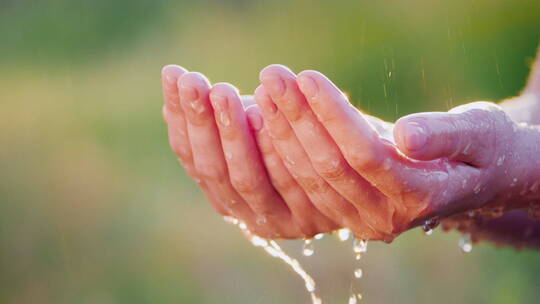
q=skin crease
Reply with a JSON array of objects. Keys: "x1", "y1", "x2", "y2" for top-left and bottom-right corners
[{"x1": 162, "y1": 49, "x2": 540, "y2": 246}]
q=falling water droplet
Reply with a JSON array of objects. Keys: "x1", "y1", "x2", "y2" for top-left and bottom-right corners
[
  {"x1": 348, "y1": 294, "x2": 358, "y2": 304},
  {"x1": 424, "y1": 229, "x2": 433, "y2": 236},
  {"x1": 459, "y1": 234, "x2": 473, "y2": 253},
  {"x1": 337, "y1": 228, "x2": 351, "y2": 241},
  {"x1": 303, "y1": 239, "x2": 315, "y2": 257},
  {"x1": 353, "y1": 238, "x2": 368, "y2": 260},
  {"x1": 354, "y1": 268, "x2": 363, "y2": 279}
]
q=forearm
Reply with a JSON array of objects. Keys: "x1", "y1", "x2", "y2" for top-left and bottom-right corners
[
  {"x1": 442, "y1": 49, "x2": 540, "y2": 248},
  {"x1": 443, "y1": 211, "x2": 540, "y2": 249}
]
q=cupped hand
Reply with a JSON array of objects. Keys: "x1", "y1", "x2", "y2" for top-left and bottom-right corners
[
  {"x1": 161, "y1": 65, "x2": 338, "y2": 239},
  {"x1": 254, "y1": 65, "x2": 528, "y2": 241}
]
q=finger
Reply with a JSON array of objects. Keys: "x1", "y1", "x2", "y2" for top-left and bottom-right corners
[
  {"x1": 161, "y1": 65, "x2": 197, "y2": 177},
  {"x1": 177, "y1": 72, "x2": 271, "y2": 236},
  {"x1": 246, "y1": 105, "x2": 339, "y2": 236},
  {"x1": 254, "y1": 85, "x2": 381, "y2": 240},
  {"x1": 294, "y1": 70, "x2": 479, "y2": 228},
  {"x1": 260, "y1": 65, "x2": 394, "y2": 236},
  {"x1": 209, "y1": 82, "x2": 302, "y2": 238},
  {"x1": 295, "y1": 70, "x2": 434, "y2": 194},
  {"x1": 394, "y1": 102, "x2": 504, "y2": 167}
]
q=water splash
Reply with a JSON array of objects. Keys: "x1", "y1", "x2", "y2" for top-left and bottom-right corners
[{"x1": 224, "y1": 217, "x2": 322, "y2": 304}]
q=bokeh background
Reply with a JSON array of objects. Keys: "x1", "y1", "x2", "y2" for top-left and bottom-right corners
[{"x1": 1, "y1": 0, "x2": 540, "y2": 303}]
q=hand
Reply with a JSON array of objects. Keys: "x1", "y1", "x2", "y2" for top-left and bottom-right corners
[
  {"x1": 161, "y1": 65, "x2": 337, "y2": 239},
  {"x1": 253, "y1": 65, "x2": 531, "y2": 241}
]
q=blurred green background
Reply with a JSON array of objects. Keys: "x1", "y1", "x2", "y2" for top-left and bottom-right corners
[{"x1": 1, "y1": 0, "x2": 540, "y2": 303}]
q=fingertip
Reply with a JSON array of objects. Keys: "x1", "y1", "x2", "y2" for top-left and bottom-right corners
[
  {"x1": 210, "y1": 82, "x2": 240, "y2": 98},
  {"x1": 260, "y1": 65, "x2": 291, "y2": 97},
  {"x1": 259, "y1": 64, "x2": 293, "y2": 82},
  {"x1": 209, "y1": 82, "x2": 239, "y2": 112},
  {"x1": 162, "y1": 65, "x2": 187, "y2": 84},
  {"x1": 178, "y1": 72, "x2": 211, "y2": 90},
  {"x1": 394, "y1": 118, "x2": 429, "y2": 156}
]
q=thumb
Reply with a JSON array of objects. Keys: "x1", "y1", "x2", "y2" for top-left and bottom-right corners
[{"x1": 393, "y1": 102, "x2": 505, "y2": 167}]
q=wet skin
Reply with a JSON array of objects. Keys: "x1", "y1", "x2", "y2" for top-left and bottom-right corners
[{"x1": 162, "y1": 51, "x2": 540, "y2": 244}]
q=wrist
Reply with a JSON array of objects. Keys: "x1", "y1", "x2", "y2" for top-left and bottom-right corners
[{"x1": 493, "y1": 124, "x2": 540, "y2": 209}]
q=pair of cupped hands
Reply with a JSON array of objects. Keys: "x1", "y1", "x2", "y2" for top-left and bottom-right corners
[{"x1": 161, "y1": 64, "x2": 528, "y2": 242}]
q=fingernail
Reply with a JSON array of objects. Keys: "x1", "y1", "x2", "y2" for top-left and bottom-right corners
[
  {"x1": 262, "y1": 75, "x2": 285, "y2": 97},
  {"x1": 298, "y1": 75, "x2": 318, "y2": 99},
  {"x1": 405, "y1": 122, "x2": 427, "y2": 151},
  {"x1": 247, "y1": 111, "x2": 263, "y2": 131}
]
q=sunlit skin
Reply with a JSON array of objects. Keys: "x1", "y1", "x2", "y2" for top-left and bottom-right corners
[{"x1": 162, "y1": 50, "x2": 540, "y2": 244}]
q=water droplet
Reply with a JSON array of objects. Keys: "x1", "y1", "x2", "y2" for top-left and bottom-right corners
[
  {"x1": 303, "y1": 239, "x2": 315, "y2": 257},
  {"x1": 354, "y1": 268, "x2": 363, "y2": 279},
  {"x1": 496, "y1": 155, "x2": 505, "y2": 166},
  {"x1": 285, "y1": 155, "x2": 296, "y2": 166},
  {"x1": 462, "y1": 142, "x2": 471, "y2": 155},
  {"x1": 530, "y1": 181, "x2": 540, "y2": 193},
  {"x1": 422, "y1": 217, "x2": 439, "y2": 235},
  {"x1": 190, "y1": 99, "x2": 205, "y2": 114},
  {"x1": 256, "y1": 215, "x2": 267, "y2": 225},
  {"x1": 223, "y1": 216, "x2": 239, "y2": 225},
  {"x1": 511, "y1": 178, "x2": 518, "y2": 187},
  {"x1": 353, "y1": 239, "x2": 368, "y2": 255},
  {"x1": 238, "y1": 222, "x2": 248, "y2": 231},
  {"x1": 314, "y1": 233, "x2": 325, "y2": 240},
  {"x1": 337, "y1": 228, "x2": 351, "y2": 241},
  {"x1": 219, "y1": 111, "x2": 231, "y2": 126},
  {"x1": 348, "y1": 294, "x2": 358, "y2": 304},
  {"x1": 459, "y1": 234, "x2": 473, "y2": 253},
  {"x1": 225, "y1": 151, "x2": 233, "y2": 160}
]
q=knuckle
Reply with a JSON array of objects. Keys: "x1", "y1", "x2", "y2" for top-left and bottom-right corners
[
  {"x1": 172, "y1": 144, "x2": 191, "y2": 160},
  {"x1": 268, "y1": 122, "x2": 293, "y2": 140},
  {"x1": 297, "y1": 176, "x2": 328, "y2": 193},
  {"x1": 231, "y1": 175, "x2": 260, "y2": 194},
  {"x1": 313, "y1": 157, "x2": 348, "y2": 180},
  {"x1": 271, "y1": 175, "x2": 297, "y2": 192},
  {"x1": 348, "y1": 150, "x2": 381, "y2": 172},
  {"x1": 196, "y1": 163, "x2": 227, "y2": 182}
]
